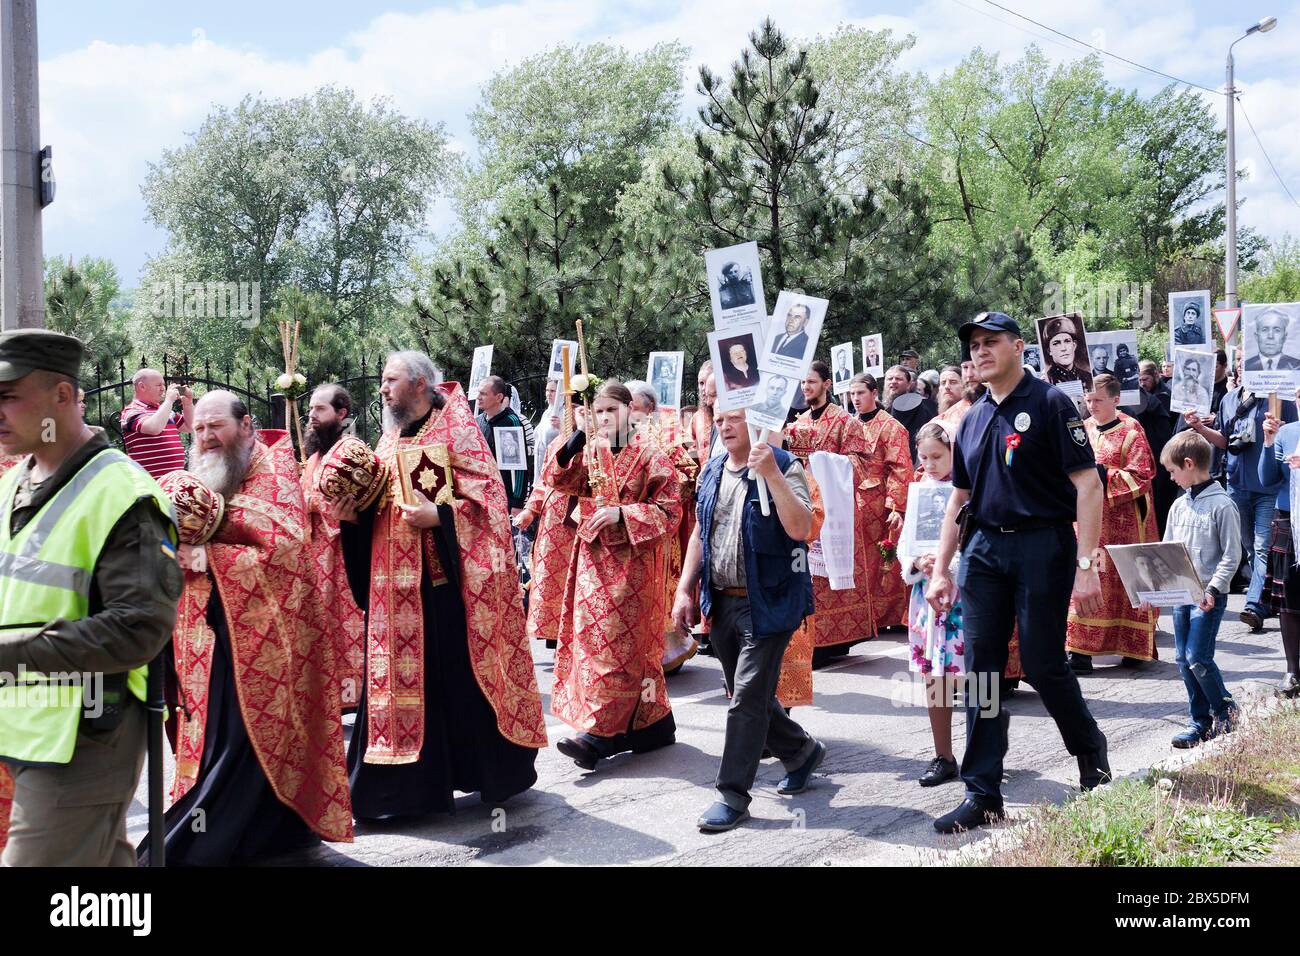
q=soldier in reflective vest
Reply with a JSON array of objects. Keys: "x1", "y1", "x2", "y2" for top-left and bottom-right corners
[{"x1": 0, "y1": 331, "x2": 181, "y2": 867}]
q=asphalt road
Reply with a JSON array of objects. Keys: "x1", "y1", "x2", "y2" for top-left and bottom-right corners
[{"x1": 127, "y1": 591, "x2": 1287, "y2": 865}]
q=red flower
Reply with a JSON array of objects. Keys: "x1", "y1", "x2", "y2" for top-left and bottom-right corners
[{"x1": 1005, "y1": 433, "x2": 1022, "y2": 450}]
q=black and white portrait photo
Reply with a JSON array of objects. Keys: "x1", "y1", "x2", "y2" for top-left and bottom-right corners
[
  {"x1": 746, "y1": 371, "x2": 799, "y2": 433},
  {"x1": 861, "y1": 333, "x2": 884, "y2": 377},
  {"x1": 1170, "y1": 348, "x2": 1215, "y2": 416},
  {"x1": 1242, "y1": 302, "x2": 1300, "y2": 394},
  {"x1": 831, "y1": 342, "x2": 854, "y2": 395},
  {"x1": 1088, "y1": 330, "x2": 1140, "y2": 404},
  {"x1": 1106, "y1": 541, "x2": 1203, "y2": 608},
  {"x1": 468, "y1": 344, "x2": 494, "y2": 399},
  {"x1": 1035, "y1": 313, "x2": 1092, "y2": 398},
  {"x1": 705, "y1": 241, "x2": 766, "y2": 329},
  {"x1": 902, "y1": 481, "x2": 954, "y2": 555},
  {"x1": 647, "y1": 351, "x2": 684, "y2": 409},
  {"x1": 548, "y1": 339, "x2": 578, "y2": 381},
  {"x1": 494, "y1": 425, "x2": 527, "y2": 471},
  {"x1": 1169, "y1": 290, "x2": 1211, "y2": 351},
  {"x1": 708, "y1": 323, "x2": 764, "y2": 412},
  {"x1": 760, "y1": 291, "x2": 827, "y2": 379},
  {"x1": 1022, "y1": 345, "x2": 1042, "y2": 375}
]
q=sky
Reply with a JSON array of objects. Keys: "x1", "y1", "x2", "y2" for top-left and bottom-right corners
[{"x1": 33, "y1": 0, "x2": 1300, "y2": 286}]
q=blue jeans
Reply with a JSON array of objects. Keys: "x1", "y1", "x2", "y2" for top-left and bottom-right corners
[
  {"x1": 1231, "y1": 487, "x2": 1275, "y2": 616},
  {"x1": 1172, "y1": 593, "x2": 1235, "y2": 733}
]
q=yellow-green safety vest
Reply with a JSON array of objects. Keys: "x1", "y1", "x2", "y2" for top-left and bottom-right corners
[{"x1": 0, "y1": 447, "x2": 176, "y2": 765}]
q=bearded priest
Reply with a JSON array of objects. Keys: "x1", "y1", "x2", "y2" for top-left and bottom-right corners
[
  {"x1": 337, "y1": 351, "x2": 546, "y2": 820},
  {"x1": 140, "y1": 391, "x2": 353, "y2": 865}
]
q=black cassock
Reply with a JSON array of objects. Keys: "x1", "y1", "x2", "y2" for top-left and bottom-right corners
[
  {"x1": 340, "y1": 475, "x2": 538, "y2": 821},
  {"x1": 138, "y1": 588, "x2": 317, "y2": 866}
]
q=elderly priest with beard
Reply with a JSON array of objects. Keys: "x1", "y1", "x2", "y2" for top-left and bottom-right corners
[
  {"x1": 140, "y1": 391, "x2": 353, "y2": 865},
  {"x1": 334, "y1": 351, "x2": 546, "y2": 820}
]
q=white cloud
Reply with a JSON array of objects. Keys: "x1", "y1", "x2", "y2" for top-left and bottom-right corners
[{"x1": 35, "y1": 0, "x2": 1300, "y2": 285}]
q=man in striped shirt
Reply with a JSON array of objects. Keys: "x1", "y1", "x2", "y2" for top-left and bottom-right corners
[{"x1": 121, "y1": 368, "x2": 192, "y2": 478}]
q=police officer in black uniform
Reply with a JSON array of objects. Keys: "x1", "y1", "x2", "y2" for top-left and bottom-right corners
[{"x1": 926, "y1": 312, "x2": 1111, "y2": 833}]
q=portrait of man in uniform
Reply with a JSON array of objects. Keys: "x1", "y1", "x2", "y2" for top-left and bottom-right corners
[{"x1": 717, "y1": 261, "x2": 755, "y2": 310}]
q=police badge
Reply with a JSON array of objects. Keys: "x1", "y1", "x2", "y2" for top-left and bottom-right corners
[{"x1": 1068, "y1": 418, "x2": 1088, "y2": 446}]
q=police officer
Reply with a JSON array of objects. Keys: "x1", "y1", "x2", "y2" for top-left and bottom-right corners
[
  {"x1": 926, "y1": 313, "x2": 1110, "y2": 834},
  {"x1": 0, "y1": 330, "x2": 181, "y2": 866}
]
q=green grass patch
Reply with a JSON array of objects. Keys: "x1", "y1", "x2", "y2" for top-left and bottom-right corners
[{"x1": 977, "y1": 705, "x2": 1300, "y2": 867}]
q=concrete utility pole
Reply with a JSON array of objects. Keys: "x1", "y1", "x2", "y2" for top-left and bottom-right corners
[{"x1": 0, "y1": 0, "x2": 45, "y2": 330}]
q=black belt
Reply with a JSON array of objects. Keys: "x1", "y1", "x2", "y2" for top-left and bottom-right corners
[{"x1": 976, "y1": 518, "x2": 1071, "y2": 534}]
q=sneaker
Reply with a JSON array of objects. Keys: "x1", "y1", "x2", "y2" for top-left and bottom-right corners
[
  {"x1": 697, "y1": 801, "x2": 750, "y2": 832},
  {"x1": 1240, "y1": 609, "x2": 1263, "y2": 632},
  {"x1": 777, "y1": 740, "x2": 827, "y2": 794},
  {"x1": 933, "y1": 798, "x2": 1005, "y2": 834},
  {"x1": 919, "y1": 755, "x2": 959, "y2": 787},
  {"x1": 1171, "y1": 726, "x2": 1207, "y2": 749}
]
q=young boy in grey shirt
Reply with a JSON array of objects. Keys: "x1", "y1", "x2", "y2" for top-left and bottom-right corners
[{"x1": 1157, "y1": 430, "x2": 1242, "y2": 747}]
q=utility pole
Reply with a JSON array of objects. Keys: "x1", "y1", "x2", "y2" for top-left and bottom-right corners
[{"x1": 0, "y1": 0, "x2": 45, "y2": 330}]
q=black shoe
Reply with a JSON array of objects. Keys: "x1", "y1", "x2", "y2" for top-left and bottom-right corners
[
  {"x1": 1068, "y1": 652, "x2": 1093, "y2": 674},
  {"x1": 777, "y1": 740, "x2": 827, "y2": 794},
  {"x1": 556, "y1": 735, "x2": 601, "y2": 771},
  {"x1": 999, "y1": 677, "x2": 1020, "y2": 698},
  {"x1": 919, "y1": 755, "x2": 959, "y2": 787},
  {"x1": 933, "y1": 798, "x2": 1005, "y2": 834},
  {"x1": 1240, "y1": 609, "x2": 1263, "y2": 632},
  {"x1": 697, "y1": 801, "x2": 750, "y2": 832},
  {"x1": 1171, "y1": 726, "x2": 1207, "y2": 749},
  {"x1": 1120, "y1": 656, "x2": 1145, "y2": 669},
  {"x1": 1078, "y1": 737, "x2": 1111, "y2": 791},
  {"x1": 812, "y1": 645, "x2": 850, "y2": 669},
  {"x1": 1279, "y1": 673, "x2": 1300, "y2": 698}
]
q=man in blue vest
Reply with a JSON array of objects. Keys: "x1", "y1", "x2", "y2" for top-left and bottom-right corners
[
  {"x1": 0, "y1": 330, "x2": 180, "y2": 866},
  {"x1": 673, "y1": 408, "x2": 825, "y2": 831}
]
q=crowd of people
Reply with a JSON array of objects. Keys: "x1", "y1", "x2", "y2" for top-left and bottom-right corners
[{"x1": 0, "y1": 310, "x2": 1294, "y2": 864}]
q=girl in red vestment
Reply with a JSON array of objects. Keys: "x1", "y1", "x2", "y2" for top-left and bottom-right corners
[{"x1": 545, "y1": 381, "x2": 684, "y2": 771}]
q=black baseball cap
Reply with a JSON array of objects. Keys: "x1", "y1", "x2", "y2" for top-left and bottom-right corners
[
  {"x1": 0, "y1": 329, "x2": 84, "y2": 382},
  {"x1": 958, "y1": 311, "x2": 1022, "y2": 343}
]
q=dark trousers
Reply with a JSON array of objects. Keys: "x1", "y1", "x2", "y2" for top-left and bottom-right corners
[
  {"x1": 956, "y1": 525, "x2": 1106, "y2": 805},
  {"x1": 709, "y1": 591, "x2": 816, "y2": 811}
]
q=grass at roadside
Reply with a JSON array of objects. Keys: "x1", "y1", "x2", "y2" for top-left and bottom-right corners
[{"x1": 977, "y1": 704, "x2": 1300, "y2": 866}]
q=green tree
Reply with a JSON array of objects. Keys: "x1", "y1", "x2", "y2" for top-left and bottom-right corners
[
  {"x1": 138, "y1": 87, "x2": 450, "y2": 365},
  {"x1": 1241, "y1": 235, "x2": 1300, "y2": 303},
  {"x1": 43, "y1": 256, "x2": 131, "y2": 378}
]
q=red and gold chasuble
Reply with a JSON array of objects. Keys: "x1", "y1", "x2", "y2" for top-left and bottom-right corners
[
  {"x1": 302, "y1": 451, "x2": 366, "y2": 707},
  {"x1": 0, "y1": 454, "x2": 20, "y2": 852},
  {"x1": 787, "y1": 402, "x2": 876, "y2": 648},
  {"x1": 523, "y1": 462, "x2": 579, "y2": 642},
  {"x1": 170, "y1": 433, "x2": 354, "y2": 842},
  {"x1": 861, "y1": 410, "x2": 913, "y2": 628},
  {"x1": 645, "y1": 411, "x2": 699, "y2": 636},
  {"x1": 775, "y1": 477, "x2": 827, "y2": 709},
  {"x1": 544, "y1": 432, "x2": 683, "y2": 736},
  {"x1": 1067, "y1": 413, "x2": 1159, "y2": 659},
  {"x1": 366, "y1": 383, "x2": 546, "y2": 764}
]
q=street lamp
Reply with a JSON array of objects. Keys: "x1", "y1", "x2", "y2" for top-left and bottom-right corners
[{"x1": 1225, "y1": 16, "x2": 1278, "y2": 311}]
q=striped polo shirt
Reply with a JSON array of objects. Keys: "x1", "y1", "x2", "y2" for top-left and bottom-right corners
[{"x1": 121, "y1": 399, "x2": 187, "y2": 478}]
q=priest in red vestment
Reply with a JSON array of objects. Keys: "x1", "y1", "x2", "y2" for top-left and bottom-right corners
[
  {"x1": 141, "y1": 392, "x2": 353, "y2": 865},
  {"x1": 785, "y1": 361, "x2": 876, "y2": 660},
  {"x1": 340, "y1": 351, "x2": 547, "y2": 819},
  {"x1": 849, "y1": 373, "x2": 913, "y2": 629},
  {"x1": 545, "y1": 380, "x2": 683, "y2": 771},
  {"x1": 301, "y1": 384, "x2": 366, "y2": 708},
  {"x1": 1067, "y1": 374, "x2": 1159, "y2": 669}
]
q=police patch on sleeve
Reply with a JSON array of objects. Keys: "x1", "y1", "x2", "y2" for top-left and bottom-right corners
[{"x1": 1067, "y1": 418, "x2": 1087, "y2": 446}]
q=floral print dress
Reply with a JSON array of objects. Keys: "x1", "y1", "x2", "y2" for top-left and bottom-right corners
[{"x1": 899, "y1": 475, "x2": 965, "y2": 677}]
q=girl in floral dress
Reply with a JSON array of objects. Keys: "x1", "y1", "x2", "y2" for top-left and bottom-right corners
[{"x1": 900, "y1": 421, "x2": 963, "y2": 787}]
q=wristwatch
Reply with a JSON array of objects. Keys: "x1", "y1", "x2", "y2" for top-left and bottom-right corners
[{"x1": 1076, "y1": 556, "x2": 1094, "y2": 571}]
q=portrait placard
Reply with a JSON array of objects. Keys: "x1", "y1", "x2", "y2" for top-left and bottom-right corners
[
  {"x1": 1088, "y1": 330, "x2": 1140, "y2": 404},
  {"x1": 900, "y1": 481, "x2": 954, "y2": 558},
  {"x1": 760, "y1": 291, "x2": 828, "y2": 378},
  {"x1": 831, "y1": 341, "x2": 854, "y2": 395},
  {"x1": 709, "y1": 323, "x2": 765, "y2": 412},
  {"x1": 861, "y1": 333, "x2": 885, "y2": 378},
  {"x1": 745, "y1": 371, "x2": 800, "y2": 433},
  {"x1": 468, "y1": 345, "x2": 494, "y2": 399},
  {"x1": 548, "y1": 339, "x2": 578, "y2": 381},
  {"x1": 1169, "y1": 290, "x2": 1211, "y2": 354},
  {"x1": 1035, "y1": 313, "x2": 1092, "y2": 396},
  {"x1": 647, "y1": 351, "x2": 684, "y2": 410},
  {"x1": 705, "y1": 241, "x2": 767, "y2": 330},
  {"x1": 493, "y1": 426, "x2": 527, "y2": 471},
  {"x1": 1169, "y1": 348, "x2": 1215, "y2": 416},
  {"x1": 1106, "y1": 541, "x2": 1203, "y2": 608},
  {"x1": 1242, "y1": 302, "x2": 1300, "y2": 395}
]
